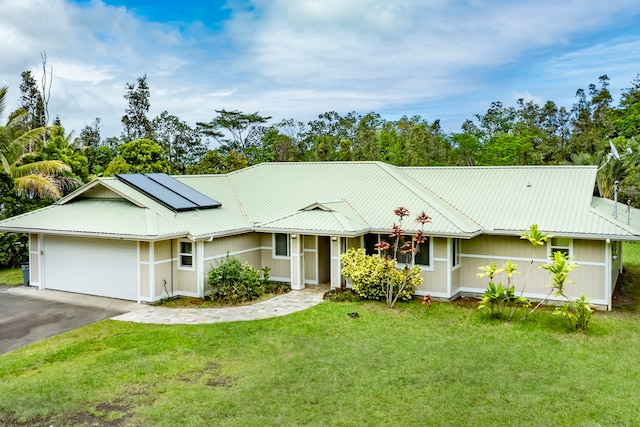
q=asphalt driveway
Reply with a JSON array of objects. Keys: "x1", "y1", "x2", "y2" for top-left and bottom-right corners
[{"x1": 0, "y1": 285, "x2": 127, "y2": 355}]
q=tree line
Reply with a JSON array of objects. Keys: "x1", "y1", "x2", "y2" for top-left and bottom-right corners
[{"x1": 1, "y1": 60, "x2": 640, "y2": 266}]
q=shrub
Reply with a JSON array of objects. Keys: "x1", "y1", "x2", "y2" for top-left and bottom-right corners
[
  {"x1": 208, "y1": 255, "x2": 265, "y2": 304},
  {"x1": 478, "y1": 282, "x2": 529, "y2": 319},
  {"x1": 323, "y1": 287, "x2": 363, "y2": 302},
  {"x1": 340, "y1": 248, "x2": 418, "y2": 302}
]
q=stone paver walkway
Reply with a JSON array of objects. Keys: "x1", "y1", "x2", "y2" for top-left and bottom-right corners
[{"x1": 112, "y1": 285, "x2": 327, "y2": 324}]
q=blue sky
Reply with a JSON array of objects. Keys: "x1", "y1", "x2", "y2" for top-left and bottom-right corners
[{"x1": 1, "y1": 0, "x2": 640, "y2": 140}]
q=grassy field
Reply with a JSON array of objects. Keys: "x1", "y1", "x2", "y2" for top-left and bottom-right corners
[
  {"x1": 2, "y1": 300, "x2": 640, "y2": 426},
  {"x1": 0, "y1": 267, "x2": 23, "y2": 286},
  {"x1": 1, "y1": 246, "x2": 640, "y2": 426}
]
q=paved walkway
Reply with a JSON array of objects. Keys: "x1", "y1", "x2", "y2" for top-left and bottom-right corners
[
  {"x1": 9, "y1": 285, "x2": 328, "y2": 325},
  {"x1": 113, "y1": 286, "x2": 327, "y2": 324}
]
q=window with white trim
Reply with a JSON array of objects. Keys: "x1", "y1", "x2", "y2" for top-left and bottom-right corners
[
  {"x1": 413, "y1": 238, "x2": 430, "y2": 267},
  {"x1": 549, "y1": 237, "x2": 572, "y2": 258},
  {"x1": 179, "y1": 241, "x2": 194, "y2": 269},
  {"x1": 274, "y1": 233, "x2": 290, "y2": 258},
  {"x1": 452, "y1": 238, "x2": 461, "y2": 268}
]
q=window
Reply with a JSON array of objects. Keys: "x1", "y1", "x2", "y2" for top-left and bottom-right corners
[
  {"x1": 414, "y1": 238, "x2": 430, "y2": 267},
  {"x1": 365, "y1": 233, "x2": 431, "y2": 267},
  {"x1": 274, "y1": 233, "x2": 290, "y2": 257},
  {"x1": 452, "y1": 238, "x2": 461, "y2": 268},
  {"x1": 549, "y1": 237, "x2": 572, "y2": 258},
  {"x1": 179, "y1": 241, "x2": 193, "y2": 269},
  {"x1": 364, "y1": 233, "x2": 379, "y2": 255}
]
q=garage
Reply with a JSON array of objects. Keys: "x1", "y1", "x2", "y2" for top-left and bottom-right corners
[{"x1": 43, "y1": 236, "x2": 138, "y2": 301}]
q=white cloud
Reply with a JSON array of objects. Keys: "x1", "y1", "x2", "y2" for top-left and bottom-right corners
[{"x1": 2, "y1": 0, "x2": 640, "y2": 138}]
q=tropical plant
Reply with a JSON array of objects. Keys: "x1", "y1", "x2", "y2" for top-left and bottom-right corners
[
  {"x1": 477, "y1": 261, "x2": 529, "y2": 319},
  {"x1": 378, "y1": 207, "x2": 431, "y2": 307},
  {"x1": 508, "y1": 224, "x2": 551, "y2": 320},
  {"x1": 555, "y1": 293, "x2": 594, "y2": 332},
  {"x1": 523, "y1": 250, "x2": 578, "y2": 319},
  {"x1": 0, "y1": 86, "x2": 73, "y2": 198}
]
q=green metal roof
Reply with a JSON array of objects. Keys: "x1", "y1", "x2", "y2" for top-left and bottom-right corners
[{"x1": 2, "y1": 162, "x2": 640, "y2": 241}]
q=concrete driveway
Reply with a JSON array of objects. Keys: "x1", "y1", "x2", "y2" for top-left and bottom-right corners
[{"x1": 0, "y1": 285, "x2": 137, "y2": 355}]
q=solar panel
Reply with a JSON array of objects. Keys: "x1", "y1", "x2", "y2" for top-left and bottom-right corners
[
  {"x1": 146, "y1": 173, "x2": 221, "y2": 209},
  {"x1": 116, "y1": 173, "x2": 221, "y2": 212}
]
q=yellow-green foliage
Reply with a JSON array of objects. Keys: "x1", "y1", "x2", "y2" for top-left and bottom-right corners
[{"x1": 340, "y1": 248, "x2": 421, "y2": 302}]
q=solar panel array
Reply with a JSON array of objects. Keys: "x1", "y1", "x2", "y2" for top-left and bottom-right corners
[{"x1": 116, "y1": 173, "x2": 221, "y2": 212}]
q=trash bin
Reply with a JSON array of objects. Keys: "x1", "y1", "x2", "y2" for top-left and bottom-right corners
[{"x1": 21, "y1": 263, "x2": 29, "y2": 286}]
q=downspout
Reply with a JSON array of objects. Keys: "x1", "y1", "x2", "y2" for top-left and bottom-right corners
[
  {"x1": 605, "y1": 239, "x2": 612, "y2": 311},
  {"x1": 170, "y1": 239, "x2": 174, "y2": 296},
  {"x1": 446, "y1": 238, "x2": 452, "y2": 298}
]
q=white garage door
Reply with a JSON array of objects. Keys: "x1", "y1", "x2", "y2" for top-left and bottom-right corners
[{"x1": 44, "y1": 236, "x2": 138, "y2": 301}]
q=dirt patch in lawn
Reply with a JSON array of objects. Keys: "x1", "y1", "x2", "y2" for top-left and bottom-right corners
[
  {"x1": 177, "y1": 361, "x2": 240, "y2": 388},
  {"x1": 1, "y1": 400, "x2": 134, "y2": 427}
]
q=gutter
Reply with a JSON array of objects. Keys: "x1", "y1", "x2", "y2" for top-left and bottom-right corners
[
  {"x1": 483, "y1": 228, "x2": 640, "y2": 242},
  {"x1": 0, "y1": 227, "x2": 192, "y2": 242}
]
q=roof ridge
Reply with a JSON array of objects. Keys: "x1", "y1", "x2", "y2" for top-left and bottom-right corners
[
  {"x1": 226, "y1": 175, "x2": 252, "y2": 225},
  {"x1": 375, "y1": 163, "x2": 481, "y2": 233}
]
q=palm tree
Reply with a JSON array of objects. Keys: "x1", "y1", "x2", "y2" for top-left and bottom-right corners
[{"x1": 0, "y1": 85, "x2": 73, "y2": 198}]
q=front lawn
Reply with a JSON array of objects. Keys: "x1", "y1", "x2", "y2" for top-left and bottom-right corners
[{"x1": 2, "y1": 300, "x2": 640, "y2": 426}]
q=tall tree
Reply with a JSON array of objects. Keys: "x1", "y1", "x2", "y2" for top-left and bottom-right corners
[
  {"x1": 151, "y1": 111, "x2": 207, "y2": 173},
  {"x1": 187, "y1": 149, "x2": 249, "y2": 174},
  {"x1": 18, "y1": 71, "x2": 46, "y2": 133},
  {"x1": 614, "y1": 74, "x2": 640, "y2": 139},
  {"x1": 197, "y1": 109, "x2": 271, "y2": 157},
  {"x1": 74, "y1": 118, "x2": 103, "y2": 174},
  {"x1": 121, "y1": 75, "x2": 152, "y2": 142}
]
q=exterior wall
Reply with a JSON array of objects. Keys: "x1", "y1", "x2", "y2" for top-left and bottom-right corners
[
  {"x1": 82, "y1": 186, "x2": 123, "y2": 199},
  {"x1": 414, "y1": 237, "x2": 448, "y2": 297},
  {"x1": 150, "y1": 240, "x2": 173, "y2": 302},
  {"x1": 571, "y1": 239, "x2": 606, "y2": 302},
  {"x1": 139, "y1": 241, "x2": 150, "y2": 300},
  {"x1": 456, "y1": 234, "x2": 609, "y2": 307},
  {"x1": 203, "y1": 233, "x2": 263, "y2": 293},
  {"x1": 259, "y1": 233, "x2": 291, "y2": 282}
]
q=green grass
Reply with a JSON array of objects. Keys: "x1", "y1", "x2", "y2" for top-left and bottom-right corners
[
  {"x1": 2, "y1": 246, "x2": 640, "y2": 426},
  {"x1": 0, "y1": 267, "x2": 23, "y2": 286},
  {"x1": 2, "y1": 301, "x2": 640, "y2": 426}
]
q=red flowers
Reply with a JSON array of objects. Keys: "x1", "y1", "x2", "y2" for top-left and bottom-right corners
[
  {"x1": 394, "y1": 206, "x2": 410, "y2": 219},
  {"x1": 415, "y1": 211, "x2": 432, "y2": 225},
  {"x1": 374, "y1": 240, "x2": 391, "y2": 252},
  {"x1": 412, "y1": 230, "x2": 426, "y2": 245},
  {"x1": 389, "y1": 224, "x2": 404, "y2": 238}
]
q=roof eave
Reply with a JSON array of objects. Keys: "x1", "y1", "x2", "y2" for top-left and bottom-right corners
[
  {"x1": 0, "y1": 227, "x2": 190, "y2": 242},
  {"x1": 484, "y1": 228, "x2": 640, "y2": 241}
]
